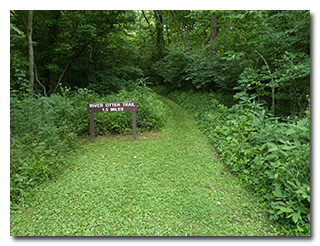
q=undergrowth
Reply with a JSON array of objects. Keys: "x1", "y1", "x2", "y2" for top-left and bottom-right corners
[
  {"x1": 11, "y1": 96, "x2": 279, "y2": 236},
  {"x1": 168, "y1": 90, "x2": 310, "y2": 236},
  {"x1": 10, "y1": 86, "x2": 167, "y2": 205}
]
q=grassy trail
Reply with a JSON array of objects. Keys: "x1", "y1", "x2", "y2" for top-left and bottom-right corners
[{"x1": 10, "y1": 97, "x2": 279, "y2": 236}]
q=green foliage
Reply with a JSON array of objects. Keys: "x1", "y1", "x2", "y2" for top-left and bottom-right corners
[
  {"x1": 168, "y1": 90, "x2": 310, "y2": 236},
  {"x1": 272, "y1": 51, "x2": 310, "y2": 116},
  {"x1": 10, "y1": 10, "x2": 141, "y2": 95},
  {"x1": 11, "y1": 97, "x2": 279, "y2": 236},
  {"x1": 10, "y1": 10, "x2": 310, "y2": 116},
  {"x1": 10, "y1": 94, "x2": 78, "y2": 203},
  {"x1": 186, "y1": 46, "x2": 245, "y2": 92},
  {"x1": 152, "y1": 47, "x2": 192, "y2": 88},
  {"x1": 10, "y1": 9, "x2": 310, "y2": 236},
  {"x1": 10, "y1": 11, "x2": 29, "y2": 95},
  {"x1": 58, "y1": 86, "x2": 167, "y2": 135},
  {"x1": 10, "y1": 86, "x2": 167, "y2": 205},
  {"x1": 151, "y1": 10, "x2": 310, "y2": 116}
]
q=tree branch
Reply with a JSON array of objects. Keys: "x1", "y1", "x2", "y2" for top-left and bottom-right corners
[
  {"x1": 141, "y1": 11, "x2": 155, "y2": 47},
  {"x1": 254, "y1": 49, "x2": 276, "y2": 114},
  {"x1": 141, "y1": 10, "x2": 150, "y2": 25},
  {"x1": 229, "y1": 24, "x2": 247, "y2": 41},
  {"x1": 52, "y1": 42, "x2": 90, "y2": 94},
  {"x1": 169, "y1": 10, "x2": 189, "y2": 51},
  {"x1": 34, "y1": 63, "x2": 47, "y2": 97},
  {"x1": 229, "y1": 24, "x2": 276, "y2": 114},
  {"x1": 53, "y1": 61, "x2": 71, "y2": 94}
]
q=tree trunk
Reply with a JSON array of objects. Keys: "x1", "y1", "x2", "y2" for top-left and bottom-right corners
[
  {"x1": 154, "y1": 10, "x2": 165, "y2": 59},
  {"x1": 169, "y1": 10, "x2": 189, "y2": 51},
  {"x1": 165, "y1": 11, "x2": 170, "y2": 46},
  {"x1": 27, "y1": 10, "x2": 34, "y2": 96},
  {"x1": 209, "y1": 12, "x2": 218, "y2": 42}
]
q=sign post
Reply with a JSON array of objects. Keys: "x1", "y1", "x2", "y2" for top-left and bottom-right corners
[
  {"x1": 132, "y1": 110, "x2": 137, "y2": 140},
  {"x1": 89, "y1": 110, "x2": 95, "y2": 142},
  {"x1": 87, "y1": 100, "x2": 137, "y2": 142}
]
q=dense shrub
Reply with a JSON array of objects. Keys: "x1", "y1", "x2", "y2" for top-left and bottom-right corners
[
  {"x1": 152, "y1": 47, "x2": 193, "y2": 89},
  {"x1": 168, "y1": 90, "x2": 310, "y2": 236},
  {"x1": 10, "y1": 86, "x2": 167, "y2": 204},
  {"x1": 59, "y1": 86, "x2": 167, "y2": 135},
  {"x1": 10, "y1": 94, "x2": 78, "y2": 204}
]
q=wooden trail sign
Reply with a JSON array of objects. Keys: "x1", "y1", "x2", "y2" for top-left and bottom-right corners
[{"x1": 87, "y1": 101, "x2": 137, "y2": 142}]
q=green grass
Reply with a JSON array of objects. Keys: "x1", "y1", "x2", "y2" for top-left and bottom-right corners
[{"x1": 10, "y1": 97, "x2": 281, "y2": 236}]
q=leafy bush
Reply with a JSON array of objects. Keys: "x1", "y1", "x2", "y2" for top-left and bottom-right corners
[
  {"x1": 185, "y1": 46, "x2": 244, "y2": 92},
  {"x1": 168, "y1": 90, "x2": 310, "y2": 236},
  {"x1": 152, "y1": 47, "x2": 193, "y2": 89},
  {"x1": 10, "y1": 86, "x2": 167, "y2": 205},
  {"x1": 152, "y1": 46, "x2": 242, "y2": 92},
  {"x1": 60, "y1": 86, "x2": 167, "y2": 135},
  {"x1": 10, "y1": 94, "x2": 78, "y2": 204}
]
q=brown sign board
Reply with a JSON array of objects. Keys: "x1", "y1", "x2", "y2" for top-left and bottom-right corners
[
  {"x1": 87, "y1": 101, "x2": 137, "y2": 142},
  {"x1": 87, "y1": 101, "x2": 137, "y2": 113}
]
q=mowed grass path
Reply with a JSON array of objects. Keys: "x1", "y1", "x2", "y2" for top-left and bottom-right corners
[{"x1": 10, "y1": 97, "x2": 280, "y2": 236}]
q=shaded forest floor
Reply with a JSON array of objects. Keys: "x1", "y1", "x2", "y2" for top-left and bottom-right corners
[{"x1": 10, "y1": 97, "x2": 280, "y2": 236}]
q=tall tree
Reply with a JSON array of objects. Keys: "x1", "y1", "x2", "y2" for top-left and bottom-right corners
[
  {"x1": 27, "y1": 10, "x2": 34, "y2": 95},
  {"x1": 154, "y1": 10, "x2": 165, "y2": 59},
  {"x1": 209, "y1": 12, "x2": 218, "y2": 42}
]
